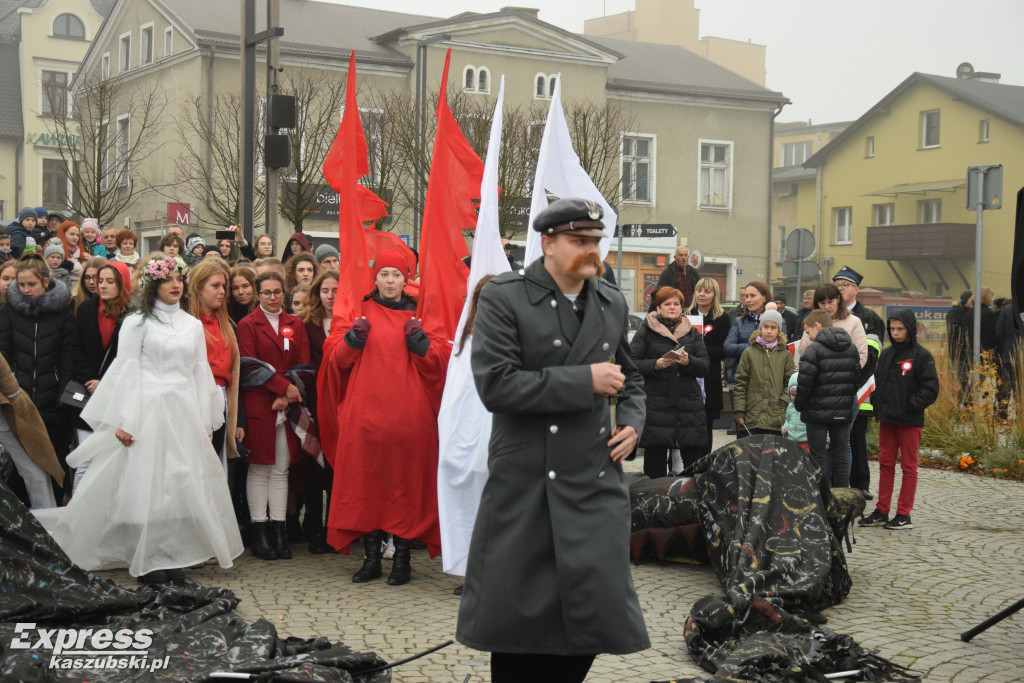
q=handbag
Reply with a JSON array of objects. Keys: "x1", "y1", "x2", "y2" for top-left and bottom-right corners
[
  {"x1": 60, "y1": 380, "x2": 91, "y2": 410},
  {"x1": 60, "y1": 337, "x2": 115, "y2": 410}
]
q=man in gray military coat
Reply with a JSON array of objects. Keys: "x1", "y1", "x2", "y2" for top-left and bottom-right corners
[{"x1": 456, "y1": 198, "x2": 649, "y2": 682}]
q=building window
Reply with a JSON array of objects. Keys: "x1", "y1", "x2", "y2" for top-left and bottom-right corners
[
  {"x1": 979, "y1": 119, "x2": 989, "y2": 143},
  {"x1": 53, "y1": 13, "x2": 85, "y2": 40},
  {"x1": 699, "y1": 140, "x2": 732, "y2": 210},
  {"x1": 549, "y1": 75, "x2": 557, "y2": 97},
  {"x1": 621, "y1": 134, "x2": 654, "y2": 204},
  {"x1": 834, "y1": 207, "x2": 852, "y2": 244},
  {"x1": 96, "y1": 121, "x2": 110, "y2": 192},
  {"x1": 119, "y1": 32, "x2": 131, "y2": 73},
  {"x1": 463, "y1": 66, "x2": 476, "y2": 91},
  {"x1": 101, "y1": 52, "x2": 110, "y2": 79},
  {"x1": 776, "y1": 226, "x2": 786, "y2": 263},
  {"x1": 919, "y1": 198, "x2": 941, "y2": 224},
  {"x1": 921, "y1": 109, "x2": 940, "y2": 148},
  {"x1": 534, "y1": 74, "x2": 556, "y2": 100},
  {"x1": 115, "y1": 115, "x2": 130, "y2": 188},
  {"x1": 865, "y1": 136, "x2": 875, "y2": 158},
  {"x1": 781, "y1": 140, "x2": 813, "y2": 166},
  {"x1": 41, "y1": 70, "x2": 69, "y2": 117},
  {"x1": 42, "y1": 159, "x2": 70, "y2": 208},
  {"x1": 477, "y1": 67, "x2": 489, "y2": 94},
  {"x1": 140, "y1": 24, "x2": 154, "y2": 65},
  {"x1": 361, "y1": 109, "x2": 383, "y2": 187},
  {"x1": 873, "y1": 203, "x2": 894, "y2": 226}
]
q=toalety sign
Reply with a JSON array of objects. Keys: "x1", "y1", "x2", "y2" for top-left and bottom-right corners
[{"x1": 10, "y1": 623, "x2": 169, "y2": 673}]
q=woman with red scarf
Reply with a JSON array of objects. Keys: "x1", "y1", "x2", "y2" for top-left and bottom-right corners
[
  {"x1": 237, "y1": 271, "x2": 309, "y2": 561},
  {"x1": 323, "y1": 250, "x2": 447, "y2": 585}
]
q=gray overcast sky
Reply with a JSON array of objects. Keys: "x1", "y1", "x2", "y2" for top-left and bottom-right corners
[{"x1": 326, "y1": 0, "x2": 1024, "y2": 124}]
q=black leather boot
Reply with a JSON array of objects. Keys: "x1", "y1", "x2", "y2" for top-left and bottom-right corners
[
  {"x1": 352, "y1": 530, "x2": 383, "y2": 583},
  {"x1": 286, "y1": 513, "x2": 305, "y2": 543},
  {"x1": 387, "y1": 536, "x2": 412, "y2": 586},
  {"x1": 308, "y1": 531, "x2": 332, "y2": 555},
  {"x1": 270, "y1": 520, "x2": 292, "y2": 560},
  {"x1": 250, "y1": 522, "x2": 277, "y2": 560}
]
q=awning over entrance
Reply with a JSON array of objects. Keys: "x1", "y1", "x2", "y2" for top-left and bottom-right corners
[{"x1": 862, "y1": 179, "x2": 965, "y2": 197}]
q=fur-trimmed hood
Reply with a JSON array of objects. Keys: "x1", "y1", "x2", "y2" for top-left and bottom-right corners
[{"x1": 4, "y1": 277, "x2": 71, "y2": 317}]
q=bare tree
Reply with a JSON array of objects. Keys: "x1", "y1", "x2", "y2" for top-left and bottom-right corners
[
  {"x1": 563, "y1": 99, "x2": 638, "y2": 211},
  {"x1": 277, "y1": 72, "x2": 346, "y2": 232},
  {"x1": 43, "y1": 73, "x2": 167, "y2": 225},
  {"x1": 174, "y1": 93, "x2": 265, "y2": 226}
]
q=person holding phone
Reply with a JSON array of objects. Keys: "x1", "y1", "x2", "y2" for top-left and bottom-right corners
[{"x1": 630, "y1": 286, "x2": 710, "y2": 477}]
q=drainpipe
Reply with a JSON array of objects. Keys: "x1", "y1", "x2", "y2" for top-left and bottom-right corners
[
  {"x1": 14, "y1": 143, "x2": 20, "y2": 211},
  {"x1": 205, "y1": 46, "x2": 215, "y2": 215},
  {"x1": 816, "y1": 163, "x2": 823, "y2": 281},
  {"x1": 767, "y1": 103, "x2": 784, "y2": 283}
]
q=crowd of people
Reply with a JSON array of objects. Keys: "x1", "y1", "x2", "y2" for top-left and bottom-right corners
[{"x1": 0, "y1": 205, "x2": 1016, "y2": 583}]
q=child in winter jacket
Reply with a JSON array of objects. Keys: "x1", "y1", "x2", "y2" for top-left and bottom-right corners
[
  {"x1": 733, "y1": 309, "x2": 794, "y2": 435},
  {"x1": 859, "y1": 309, "x2": 939, "y2": 531},
  {"x1": 793, "y1": 310, "x2": 860, "y2": 488}
]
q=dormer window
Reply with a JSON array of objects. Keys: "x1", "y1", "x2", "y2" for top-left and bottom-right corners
[{"x1": 53, "y1": 13, "x2": 85, "y2": 40}]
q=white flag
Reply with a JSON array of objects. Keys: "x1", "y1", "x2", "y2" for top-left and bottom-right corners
[
  {"x1": 436, "y1": 76, "x2": 509, "y2": 576},
  {"x1": 524, "y1": 74, "x2": 616, "y2": 266}
]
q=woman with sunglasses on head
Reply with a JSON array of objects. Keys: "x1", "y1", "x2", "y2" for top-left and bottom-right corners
[
  {"x1": 236, "y1": 271, "x2": 309, "y2": 562},
  {"x1": 34, "y1": 253, "x2": 243, "y2": 586}
]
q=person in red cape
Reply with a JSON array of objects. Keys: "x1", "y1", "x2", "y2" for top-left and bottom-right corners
[{"x1": 323, "y1": 249, "x2": 448, "y2": 585}]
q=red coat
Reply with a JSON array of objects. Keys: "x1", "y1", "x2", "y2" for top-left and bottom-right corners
[
  {"x1": 237, "y1": 307, "x2": 310, "y2": 466},
  {"x1": 322, "y1": 298, "x2": 449, "y2": 555}
]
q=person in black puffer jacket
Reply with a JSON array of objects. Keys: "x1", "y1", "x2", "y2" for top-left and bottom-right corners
[
  {"x1": 793, "y1": 310, "x2": 860, "y2": 488},
  {"x1": 859, "y1": 309, "x2": 939, "y2": 530},
  {"x1": 0, "y1": 254, "x2": 75, "y2": 499},
  {"x1": 630, "y1": 286, "x2": 710, "y2": 478}
]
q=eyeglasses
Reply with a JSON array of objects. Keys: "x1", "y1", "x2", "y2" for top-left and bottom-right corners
[
  {"x1": 259, "y1": 289, "x2": 284, "y2": 298},
  {"x1": 83, "y1": 275, "x2": 96, "y2": 282},
  {"x1": 835, "y1": 282, "x2": 855, "y2": 290}
]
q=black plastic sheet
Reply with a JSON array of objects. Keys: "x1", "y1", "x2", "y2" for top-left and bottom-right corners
[
  {"x1": 655, "y1": 435, "x2": 918, "y2": 683},
  {"x1": 0, "y1": 480, "x2": 390, "y2": 682}
]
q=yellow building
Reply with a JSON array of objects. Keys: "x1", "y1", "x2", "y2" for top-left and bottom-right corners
[
  {"x1": 803, "y1": 71, "x2": 1023, "y2": 299},
  {"x1": 770, "y1": 120, "x2": 849, "y2": 288},
  {"x1": 0, "y1": 0, "x2": 111, "y2": 221},
  {"x1": 583, "y1": 0, "x2": 766, "y2": 87}
]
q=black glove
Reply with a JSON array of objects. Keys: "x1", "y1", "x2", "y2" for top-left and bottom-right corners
[{"x1": 404, "y1": 318, "x2": 429, "y2": 357}]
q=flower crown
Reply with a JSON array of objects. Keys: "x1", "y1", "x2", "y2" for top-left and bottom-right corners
[{"x1": 140, "y1": 255, "x2": 189, "y2": 289}]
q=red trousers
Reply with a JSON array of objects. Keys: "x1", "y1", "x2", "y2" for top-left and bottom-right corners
[{"x1": 876, "y1": 421, "x2": 921, "y2": 517}]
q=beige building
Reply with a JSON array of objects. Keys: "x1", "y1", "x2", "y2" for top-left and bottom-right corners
[
  {"x1": 583, "y1": 0, "x2": 766, "y2": 87},
  {"x1": 72, "y1": 1, "x2": 787, "y2": 310},
  {"x1": 0, "y1": 0, "x2": 111, "y2": 221}
]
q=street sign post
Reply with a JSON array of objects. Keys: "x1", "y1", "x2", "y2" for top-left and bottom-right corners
[
  {"x1": 783, "y1": 228, "x2": 816, "y2": 302},
  {"x1": 967, "y1": 164, "x2": 1003, "y2": 368}
]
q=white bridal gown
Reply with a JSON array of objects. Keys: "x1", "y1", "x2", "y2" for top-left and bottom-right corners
[{"x1": 34, "y1": 301, "x2": 244, "y2": 576}]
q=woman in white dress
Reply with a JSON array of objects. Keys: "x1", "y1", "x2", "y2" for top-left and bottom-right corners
[{"x1": 34, "y1": 253, "x2": 244, "y2": 585}]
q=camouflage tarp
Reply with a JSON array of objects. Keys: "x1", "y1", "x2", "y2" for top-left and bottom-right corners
[{"x1": 656, "y1": 435, "x2": 918, "y2": 683}]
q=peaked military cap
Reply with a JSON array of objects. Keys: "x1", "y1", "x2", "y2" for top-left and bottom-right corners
[
  {"x1": 832, "y1": 265, "x2": 863, "y2": 286},
  {"x1": 533, "y1": 197, "x2": 606, "y2": 237}
]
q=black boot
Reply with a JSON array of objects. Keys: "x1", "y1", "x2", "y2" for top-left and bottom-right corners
[
  {"x1": 270, "y1": 520, "x2": 292, "y2": 559},
  {"x1": 387, "y1": 536, "x2": 412, "y2": 586},
  {"x1": 308, "y1": 531, "x2": 332, "y2": 555},
  {"x1": 352, "y1": 530, "x2": 383, "y2": 583},
  {"x1": 286, "y1": 513, "x2": 305, "y2": 543},
  {"x1": 250, "y1": 522, "x2": 277, "y2": 560}
]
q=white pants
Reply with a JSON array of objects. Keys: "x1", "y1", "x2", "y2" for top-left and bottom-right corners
[
  {"x1": 0, "y1": 424, "x2": 56, "y2": 509},
  {"x1": 246, "y1": 423, "x2": 289, "y2": 522}
]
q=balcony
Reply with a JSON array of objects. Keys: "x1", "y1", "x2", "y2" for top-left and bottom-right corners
[{"x1": 865, "y1": 223, "x2": 975, "y2": 260}]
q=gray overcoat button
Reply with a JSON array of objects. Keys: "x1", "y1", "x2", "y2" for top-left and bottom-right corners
[
  {"x1": 598, "y1": 470, "x2": 606, "y2": 478},
  {"x1": 553, "y1": 339, "x2": 562, "y2": 348},
  {"x1": 602, "y1": 342, "x2": 610, "y2": 351},
  {"x1": 599, "y1": 426, "x2": 606, "y2": 435},
  {"x1": 550, "y1": 299, "x2": 557, "y2": 308},
  {"x1": 549, "y1": 425, "x2": 558, "y2": 434},
  {"x1": 518, "y1": 269, "x2": 525, "y2": 275},
  {"x1": 548, "y1": 470, "x2": 557, "y2": 480}
]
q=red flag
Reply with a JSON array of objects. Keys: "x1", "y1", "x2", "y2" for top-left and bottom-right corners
[
  {"x1": 356, "y1": 185, "x2": 389, "y2": 224},
  {"x1": 321, "y1": 51, "x2": 370, "y2": 332},
  {"x1": 319, "y1": 51, "x2": 369, "y2": 466},
  {"x1": 416, "y1": 48, "x2": 483, "y2": 341}
]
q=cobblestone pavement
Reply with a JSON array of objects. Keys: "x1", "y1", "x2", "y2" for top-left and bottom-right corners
[{"x1": 97, "y1": 431, "x2": 1024, "y2": 682}]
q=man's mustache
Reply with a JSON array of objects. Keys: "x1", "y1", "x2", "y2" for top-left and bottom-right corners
[{"x1": 565, "y1": 254, "x2": 604, "y2": 277}]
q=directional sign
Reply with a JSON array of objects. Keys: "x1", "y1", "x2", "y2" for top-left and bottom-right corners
[{"x1": 615, "y1": 223, "x2": 677, "y2": 238}]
